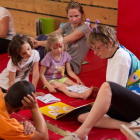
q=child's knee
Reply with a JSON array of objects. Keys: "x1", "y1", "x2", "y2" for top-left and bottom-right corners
[{"x1": 58, "y1": 84, "x2": 67, "y2": 90}]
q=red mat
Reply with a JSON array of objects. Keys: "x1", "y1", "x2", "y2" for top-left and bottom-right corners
[
  {"x1": 17, "y1": 50, "x2": 106, "y2": 120},
  {"x1": 117, "y1": 0, "x2": 140, "y2": 60},
  {"x1": 0, "y1": 51, "x2": 128, "y2": 139}
]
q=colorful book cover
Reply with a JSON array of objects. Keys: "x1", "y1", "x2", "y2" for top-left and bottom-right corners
[{"x1": 39, "y1": 101, "x2": 94, "y2": 120}]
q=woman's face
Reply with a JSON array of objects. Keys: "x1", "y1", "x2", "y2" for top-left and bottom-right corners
[
  {"x1": 91, "y1": 41, "x2": 111, "y2": 59},
  {"x1": 67, "y1": 9, "x2": 83, "y2": 27}
]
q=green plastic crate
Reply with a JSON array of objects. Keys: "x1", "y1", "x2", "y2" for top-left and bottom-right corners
[{"x1": 39, "y1": 18, "x2": 54, "y2": 34}]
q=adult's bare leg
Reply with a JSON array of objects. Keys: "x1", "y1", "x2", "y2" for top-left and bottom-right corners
[
  {"x1": 78, "y1": 111, "x2": 130, "y2": 129},
  {"x1": 75, "y1": 82, "x2": 124, "y2": 140}
]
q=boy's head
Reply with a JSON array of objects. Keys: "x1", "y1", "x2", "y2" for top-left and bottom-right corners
[{"x1": 5, "y1": 81, "x2": 35, "y2": 112}]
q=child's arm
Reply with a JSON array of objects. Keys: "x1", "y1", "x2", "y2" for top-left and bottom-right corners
[
  {"x1": 9, "y1": 71, "x2": 16, "y2": 88},
  {"x1": 40, "y1": 66, "x2": 57, "y2": 93},
  {"x1": 32, "y1": 62, "x2": 39, "y2": 89},
  {"x1": 32, "y1": 62, "x2": 45, "y2": 96},
  {"x1": 66, "y1": 62, "x2": 84, "y2": 85}
]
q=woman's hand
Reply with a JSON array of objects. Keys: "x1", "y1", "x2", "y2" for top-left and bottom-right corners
[
  {"x1": 48, "y1": 85, "x2": 58, "y2": 93},
  {"x1": 33, "y1": 41, "x2": 39, "y2": 49},
  {"x1": 20, "y1": 120, "x2": 35, "y2": 135},
  {"x1": 76, "y1": 78, "x2": 84, "y2": 85},
  {"x1": 30, "y1": 37, "x2": 39, "y2": 49}
]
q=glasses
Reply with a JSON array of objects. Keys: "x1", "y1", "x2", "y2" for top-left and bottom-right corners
[{"x1": 91, "y1": 44, "x2": 104, "y2": 52}]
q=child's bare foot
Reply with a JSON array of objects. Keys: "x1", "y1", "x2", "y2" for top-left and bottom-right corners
[{"x1": 82, "y1": 86, "x2": 93, "y2": 100}]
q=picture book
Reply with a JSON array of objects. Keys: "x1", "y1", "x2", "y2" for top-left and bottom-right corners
[
  {"x1": 36, "y1": 93, "x2": 61, "y2": 104},
  {"x1": 39, "y1": 101, "x2": 94, "y2": 120},
  {"x1": 66, "y1": 84, "x2": 89, "y2": 94}
]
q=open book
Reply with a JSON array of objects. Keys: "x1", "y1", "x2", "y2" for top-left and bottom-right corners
[
  {"x1": 39, "y1": 101, "x2": 94, "y2": 120},
  {"x1": 36, "y1": 93, "x2": 61, "y2": 104},
  {"x1": 66, "y1": 84, "x2": 89, "y2": 94}
]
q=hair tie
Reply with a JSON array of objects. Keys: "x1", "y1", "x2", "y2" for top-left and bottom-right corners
[
  {"x1": 86, "y1": 19, "x2": 99, "y2": 33},
  {"x1": 95, "y1": 19, "x2": 99, "y2": 33},
  {"x1": 86, "y1": 18, "x2": 93, "y2": 32},
  {"x1": 19, "y1": 34, "x2": 23, "y2": 37}
]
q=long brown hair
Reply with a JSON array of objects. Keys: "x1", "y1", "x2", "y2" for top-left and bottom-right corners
[
  {"x1": 66, "y1": 1, "x2": 84, "y2": 15},
  {"x1": 8, "y1": 34, "x2": 33, "y2": 66}
]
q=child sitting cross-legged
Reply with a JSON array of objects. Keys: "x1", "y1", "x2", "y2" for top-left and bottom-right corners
[{"x1": 40, "y1": 32, "x2": 93, "y2": 99}]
